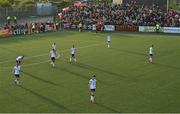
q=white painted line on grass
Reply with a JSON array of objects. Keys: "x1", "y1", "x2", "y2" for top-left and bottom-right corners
[
  {"x1": 0, "y1": 42, "x2": 106, "y2": 70},
  {"x1": 0, "y1": 40, "x2": 102, "y2": 64}
]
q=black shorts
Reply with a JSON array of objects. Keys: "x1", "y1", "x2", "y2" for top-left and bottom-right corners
[
  {"x1": 51, "y1": 57, "x2": 55, "y2": 61},
  {"x1": 150, "y1": 54, "x2": 153, "y2": 57},
  {"x1": 16, "y1": 60, "x2": 21, "y2": 64},
  {"x1": 15, "y1": 74, "x2": 20, "y2": 77},
  {"x1": 90, "y1": 89, "x2": 96, "y2": 92},
  {"x1": 71, "y1": 54, "x2": 75, "y2": 57},
  {"x1": 108, "y1": 41, "x2": 111, "y2": 43}
]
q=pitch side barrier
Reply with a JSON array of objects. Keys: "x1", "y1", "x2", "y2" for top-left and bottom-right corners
[
  {"x1": 0, "y1": 29, "x2": 12, "y2": 38},
  {"x1": 66, "y1": 24, "x2": 138, "y2": 32},
  {"x1": 67, "y1": 23, "x2": 180, "y2": 34},
  {"x1": 139, "y1": 26, "x2": 180, "y2": 34},
  {"x1": 1, "y1": 24, "x2": 179, "y2": 39},
  {"x1": 0, "y1": 23, "x2": 57, "y2": 38}
]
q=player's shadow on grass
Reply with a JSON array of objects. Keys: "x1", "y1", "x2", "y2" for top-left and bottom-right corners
[
  {"x1": 73, "y1": 63, "x2": 133, "y2": 81},
  {"x1": 111, "y1": 48, "x2": 146, "y2": 56},
  {"x1": 95, "y1": 103, "x2": 120, "y2": 113},
  {"x1": 154, "y1": 63, "x2": 180, "y2": 71},
  {"x1": 22, "y1": 71, "x2": 61, "y2": 87},
  {"x1": 57, "y1": 66, "x2": 111, "y2": 85},
  {"x1": 19, "y1": 86, "x2": 71, "y2": 112}
]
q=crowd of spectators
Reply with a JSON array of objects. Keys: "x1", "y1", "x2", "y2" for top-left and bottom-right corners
[
  {"x1": 1, "y1": 1, "x2": 180, "y2": 38},
  {"x1": 59, "y1": 1, "x2": 180, "y2": 27},
  {"x1": 0, "y1": 22, "x2": 57, "y2": 37}
]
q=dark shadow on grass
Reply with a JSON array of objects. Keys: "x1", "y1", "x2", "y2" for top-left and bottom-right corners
[
  {"x1": 96, "y1": 102, "x2": 120, "y2": 113},
  {"x1": 22, "y1": 71, "x2": 60, "y2": 87},
  {"x1": 0, "y1": 88, "x2": 36, "y2": 111},
  {"x1": 55, "y1": 66, "x2": 112, "y2": 86},
  {"x1": 19, "y1": 86, "x2": 71, "y2": 112},
  {"x1": 111, "y1": 48, "x2": 146, "y2": 57},
  {"x1": 73, "y1": 62, "x2": 128, "y2": 79},
  {"x1": 154, "y1": 63, "x2": 180, "y2": 71},
  {"x1": 0, "y1": 46, "x2": 19, "y2": 54}
]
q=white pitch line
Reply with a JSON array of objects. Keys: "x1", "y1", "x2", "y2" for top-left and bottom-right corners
[
  {"x1": 0, "y1": 42, "x2": 106, "y2": 70},
  {"x1": 0, "y1": 40, "x2": 102, "y2": 64}
]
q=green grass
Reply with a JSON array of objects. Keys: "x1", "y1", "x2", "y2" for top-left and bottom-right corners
[{"x1": 0, "y1": 31, "x2": 180, "y2": 113}]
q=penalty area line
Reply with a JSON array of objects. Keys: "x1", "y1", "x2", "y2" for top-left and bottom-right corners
[
  {"x1": 0, "y1": 40, "x2": 102, "y2": 64},
  {"x1": 1, "y1": 43, "x2": 106, "y2": 70}
]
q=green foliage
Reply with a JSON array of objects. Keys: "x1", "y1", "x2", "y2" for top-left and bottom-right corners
[
  {"x1": 0, "y1": 0, "x2": 11, "y2": 7},
  {"x1": 7, "y1": 0, "x2": 14, "y2": 4},
  {"x1": 0, "y1": 0, "x2": 72, "y2": 8},
  {"x1": 17, "y1": 0, "x2": 35, "y2": 8},
  {"x1": 53, "y1": 1, "x2": 71, "y2": 8},
  {"x1": 60, "y1": 1, "x2": 71, "y2": 7},
  {"x1": 0, "y1": 0, "x2": 35, "y2": 8},
  {"x1": 169, "y1": 0, "x2": 180, "y2": 10}
]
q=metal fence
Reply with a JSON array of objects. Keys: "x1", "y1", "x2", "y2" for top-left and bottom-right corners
[
  {"x1": 0, "y1": 7, "x2": 36, "y2": 24},
  {"x1": 36, "y1": 3, "x2": 57, "y2": 16},
  {"x1": 0, "y1": 4, "x2": 57, "y2": 25}
]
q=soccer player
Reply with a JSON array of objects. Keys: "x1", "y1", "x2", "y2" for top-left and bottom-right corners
[
  {"x1": 70, "y1": 45, "x2": 77, "y2": 64},
  {"x1": 107, "y1": 34, "x2": 111, "y2": 48},
  {"x1": 50, "y1": 49, "x2": 56, "y2": 67},
  {"x1": 149, "y1": 45, "x2": 154, "y2": 63},
  {"x1": 89, "y1": 74, "x2": 97, "y2": 103},
  {"x1": 78, "y1": 22, "x2": 83, "y2": 32},
  {"x1": 16, "y1": 55, "x2": 24, "y2": 65},
  {"x1": 52, "y1": 43, "x2": 57, "y2": 50},
  {"x1": 13, "y1": 64, "x2": 21, "y2": 85}
]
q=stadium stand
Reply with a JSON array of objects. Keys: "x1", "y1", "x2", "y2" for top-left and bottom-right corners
[
  {"x1": 58, "y1": 1, "x2": 180, "y2": 27},
  {"x1": 0, "y1": 1, "x2": 180, "y2": 38}
]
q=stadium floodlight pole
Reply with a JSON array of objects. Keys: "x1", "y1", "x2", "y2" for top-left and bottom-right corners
[{"x1": 167, "y1": 0, "x2": 169, "y2": 13}]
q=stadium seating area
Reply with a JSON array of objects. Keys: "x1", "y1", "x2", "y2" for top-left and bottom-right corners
[
  {"x1": 59, "y1": 2, "x2": 180, "y2": 27},
  {"x1": 1, "y1": 1, "x2": 180, "y2": 38}
]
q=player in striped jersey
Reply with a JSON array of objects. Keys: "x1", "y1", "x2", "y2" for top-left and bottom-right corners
[
  {"x1": 70, "y1": 45, "x2": 77, "y2": 64},
  {"x1": 89, "y1": 74, "x2": 97, "y2": 103},
  {"x1": 13, "y1": 64, "x2": 21, "y2": 85},
  {"x1": 16, "y1": 56, "x2": 24, "y2": 65},
  {"x1": 149, "y1": 45, "x2": 154, "y2": 63},
  {"x1": 50, "y1": 49, "x2": 56, "y2": 67},
  {"x1": 107, "y1": 34, "x2": 111, "y2": 48}
]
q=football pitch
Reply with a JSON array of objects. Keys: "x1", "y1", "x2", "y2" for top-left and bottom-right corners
[{"x1": 0, "y1": 31, "x2": 180, "y2": 113}]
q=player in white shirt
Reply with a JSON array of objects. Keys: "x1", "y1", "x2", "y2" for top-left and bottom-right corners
[
  {"x1": 70, "y1": 45, "x2": 77, "y2": 64},
  {"x1": 107, "y1": 34, "x2": 111, "y2": 48},
  {"x1": 16, "y1": 56, "x2": 24, "y2": 65},
  {"x1": 52, "y1": 43, "x2": 57, "y2": 50},
  {"x1": 89, "y1": 74, "x2": 97, "y2": 103},
  {"x1": 149, "y1": 45, "x2": 154, "y2": 63},
  {"x1": 13, "y1": 64, "x2": 21, "y2": 85},
  {"x1": 50, "y1": 49, "x2": 56, "y2": 67}
]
